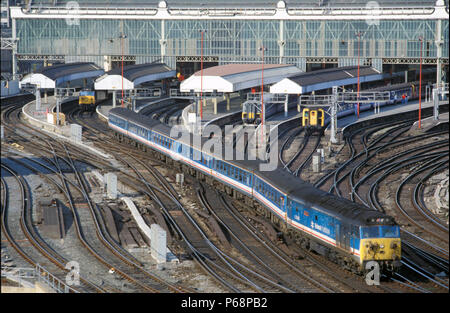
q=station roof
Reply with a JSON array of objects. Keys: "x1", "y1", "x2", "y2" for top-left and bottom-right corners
[
  {"x1": 180, "y1": 63, "x2": 302, "y2": 93},
  {"x1": 94, "y1": 63, "x2": 176, "y2": 90},
  {"x1": 269, "y1": 66, "x2": 383, "y2": 94},
  {"x1": 19, "y1": 62, "x2": 104, "y2": 89}
]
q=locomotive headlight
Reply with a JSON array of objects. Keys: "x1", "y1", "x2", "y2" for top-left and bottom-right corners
[{"x1": 380, "y1": 244, "x2": 384, "y2": 249}]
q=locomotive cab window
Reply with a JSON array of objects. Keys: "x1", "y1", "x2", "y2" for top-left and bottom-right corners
[
  {"x1": 361, "y1": 226, "x2": 379, "y2": 238},
  {"x1": 380, "y1": 225, "x2": 400, "y2": 238}
]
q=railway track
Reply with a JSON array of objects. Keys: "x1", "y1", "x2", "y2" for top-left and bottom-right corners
[
  {"x1": 5, "y1": 95, "x2": 444, "y2": 291},
  {"x1": 196, "y1": 183, "x2": 334, "y2": 293},
  {"x1": 71, "y1": 103, "x2": 447, "y2": 293},
  {"x1": 67, "y1": 105, "x2": 348, "y2": 292},
  {"x1": 310, "y1": 114, "x2": 449, "y2": 292},
  {"x1": 1, "y1": 163, "x2": 104, "y2": 293},
  {"x1": 2, "y1": 100, "x2": 192, "y2": 292},
  {"x1": 68, "y1": 105, "x2": 277, "y2": 292}
]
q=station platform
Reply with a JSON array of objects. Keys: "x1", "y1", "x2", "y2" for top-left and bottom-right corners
[
  {"x1": 336, "y1": 99, "x2": 448, "y2": 130},
  {"x1": 21, "y1": 94, "x2": 77, "y2": 135},
  {"x1": 20, "y1": 94, "x2": 112, "y2": 159},
  {"x1": 196, "y1": 93, "x2": 244, "y2": 121},
  {"x1": 181, "y1": 93, "x2": 244, "y2": 132},
  {"x1": 96, "y1": 96, "x2": 194, "y2": 121},
  {"x1": 265, "y1": 109, "x2": 300, "y2": 126}
]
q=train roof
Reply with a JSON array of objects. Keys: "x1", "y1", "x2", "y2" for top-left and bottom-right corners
[
  {"x1": 367, "y1": 81, "x2": 421, "y2": 92},
  {"x1": 109, "y1": 107, "x2": 160, "y2": 129},
  {"x1": 251, "y1": 163, "x2": 389, "y2": 225},
  {"x1": 289, "y1": 186, "x2": 394, "y2": 226}
]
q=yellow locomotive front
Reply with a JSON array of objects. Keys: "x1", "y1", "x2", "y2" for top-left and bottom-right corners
[
  {"x1": 360, "y1": 224, "x2": 401, "y2": 272},
  {"x1": 302, "y1": 108, "x2": 325, "y2": 128}
]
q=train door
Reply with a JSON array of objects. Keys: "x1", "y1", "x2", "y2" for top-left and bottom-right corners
[
  {"x1": 342, "y1": 225, "x2": 350, "y2": 251},
  {"x1": 303, "y1": 209, "x2": 311, "y2": 229},
  {"x1": 302, "y1": 109, "x2": 310, "y2": 127},
  {"x1": 335, "y1": 223, "x2": 341, "y2": 248},
  {"x1": 310, "y1": 110, "x2": 317, "y2": 126},
  {"x1": 318, "y1": 109, "x2": 325, "y2": 127}
]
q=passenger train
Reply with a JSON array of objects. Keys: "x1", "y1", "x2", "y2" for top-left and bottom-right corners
[
  {"x1": 300, "y1": 81, "x2": 428, "y2": 129},
  {"x1": 108, "y1": 107, "x2": 401, "y2": 274},
  {"x1": 79, "y1": 89, "x2": 108, "y2": 111},
  {"x1": 353, "y1": 81, "x2": 426, "y2": 115}
]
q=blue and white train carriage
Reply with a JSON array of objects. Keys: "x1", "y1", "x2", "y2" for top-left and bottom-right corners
[{"x1": 108, "y1": 107, "x2": 401, "y2": 274}]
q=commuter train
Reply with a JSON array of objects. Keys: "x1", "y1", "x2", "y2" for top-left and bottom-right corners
[
  {"x1": 302, "y1": 108, "x2": 325, "y2": 129},
  {"x1": 108, "y1": 107, "x2": 401, "y2": 274},
  {"x1": 242, "y1": 102, "x2": 280, "y2": 125},
  {"x1": 354, "y1": 81, "x2": 426, "y2": 115},
  {"x1": 79, "y1": 89, "x2": 108, "y2": 111},
  {"x1": 242, "y1": 97, "x2": 296, "y2": 125}
]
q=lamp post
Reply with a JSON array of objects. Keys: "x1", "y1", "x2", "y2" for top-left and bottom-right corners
[
  {"x1": 259, "y1": 46, "x2": 267, "y2": 147},
  {"x1": 119, "y1": 32, "x2": 127, "y2": 108},
  {"x1": 356, "y1": 32, "x2": 363, "y2": 118},
  {"x1": 418, "y1": 36, "x2": 423, "y2": 129},
  {"x1": 199, "y1": 30, "x2": 206, "y2": 121}
]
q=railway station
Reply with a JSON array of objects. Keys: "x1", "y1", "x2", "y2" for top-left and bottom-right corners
[{"x1": 1, "y1": 0, "x2": 449, "y2": 298}]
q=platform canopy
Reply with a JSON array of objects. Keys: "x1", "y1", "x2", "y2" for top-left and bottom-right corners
[
  {"x1": 20, "y1": 62, "x2": 104, "y2": 89},
  {"x1": 94, "y1": 63, "x2": 176, "y2": 91},
  {"x1": 180, "y1": 63, "x2": 302, "y2": 93},
  {"x1": 269, "y1": 66, "x2": 384, "y2": 94}
]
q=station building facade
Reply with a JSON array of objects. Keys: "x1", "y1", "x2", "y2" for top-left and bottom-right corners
[{"x1": 5, "y1": 0, "x2": 449, "y2": 84}]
